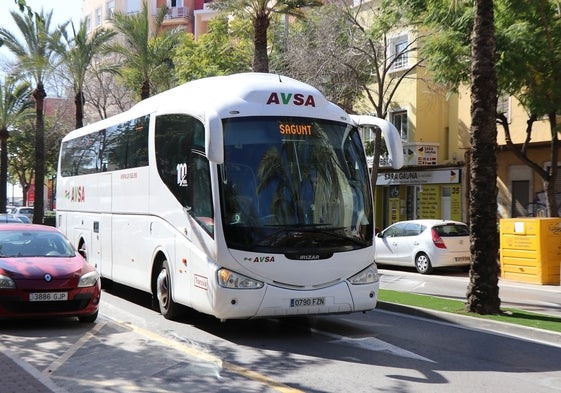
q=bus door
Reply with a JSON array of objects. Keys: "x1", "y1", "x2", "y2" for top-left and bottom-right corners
[
  {"x1": 91, "y1": 215, "x2": 112, "y2": 279},
  {"x1": 92, "y1": 173, "x2": 113, "y2": 279}
]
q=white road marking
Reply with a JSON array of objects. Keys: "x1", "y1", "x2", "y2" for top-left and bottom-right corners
[{"x1": 314, "y1": 329, "x2": 436, "y2": 363}]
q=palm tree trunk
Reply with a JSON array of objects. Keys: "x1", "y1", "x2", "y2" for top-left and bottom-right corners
[
  {"x1": 465, "y1": 0, "x2": 501, "y2": 315},
  {"x1": 252, "y1": 12, "x2": 270, "y2": 73},
  {"x1": 0, "y1": 129, "x2": 8, "y2": 213},
  {"x1": 75, "y1": 91, "x2": 85, "y2": 129},
  {"x1": 141, "y1": 79, "x2": 150, "y2": 100},
  {"x1": 32, "y1": 82, "x2": 46, "y2": 224},
  {"x1": 545, "y1": 112, "x2": 559, "y2": 217}
]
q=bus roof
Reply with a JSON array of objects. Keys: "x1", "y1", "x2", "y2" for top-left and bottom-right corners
[{"x1": 63, "y1": 73, "x2": 351, "y2": 141}]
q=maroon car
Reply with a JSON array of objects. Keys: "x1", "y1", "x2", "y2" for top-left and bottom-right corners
[{"x1": 0, "y1": 223, "x2": 100, "y2": 322}]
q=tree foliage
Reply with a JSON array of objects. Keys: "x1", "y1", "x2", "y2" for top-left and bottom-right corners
[
  {"x1": 415, "y1": 0, "x2": 561, "y2": 217},
  {"x1": 0, "y1": 9, "x2": 61, "y2": 223},
  {"x1": 111, "y1": 1, "x2": 183, "y2": 100},
  {"x1": 174, "y1": 16, "x2": 253, "y2": 82},
  {"x1": 55, "y1": 20, "x2": 116, "y2": 128},
  {"x1": 210, "y1": 0, "x2": 323, "y2": 73},
  {"x1": 0, "y1": 77, "x2": 32, "y2": 212}
]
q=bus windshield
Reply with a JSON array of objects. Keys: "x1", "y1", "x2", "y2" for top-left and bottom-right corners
[{"x1": 220, "y1": 116, "x2": 373, "y2": 253}]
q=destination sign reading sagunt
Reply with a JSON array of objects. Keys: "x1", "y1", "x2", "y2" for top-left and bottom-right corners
[{"x1": 279, "y1": 123, "x2": 312, "y2": 135}]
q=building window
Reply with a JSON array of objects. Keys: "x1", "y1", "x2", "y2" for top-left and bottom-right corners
[
  {"x1": 390, "y1": 35, "x2": 409, "y2": 70},
  {"x1": 391, "y1": 110, "x2": 409, "y2": 141},
  {"x1": 497, "y1": 95, "x2": 511, "y2": 123},
  {"x1": 85, "y1": 15, "x2": 91, "y2": 32},
  {"x1": 106, "y1": 1, "x2": 115, "y2": 20},
  {"x1": 168, "y1": 0, "x2": 184, "y2": 7},
  {"x1": 95, "y1": 7, "x2": 102, "y2": 26}
]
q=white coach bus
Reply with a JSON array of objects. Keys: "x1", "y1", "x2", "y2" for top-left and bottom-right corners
[{"x1": 56, "y1": 73, "x2": 404, "y2": 321}]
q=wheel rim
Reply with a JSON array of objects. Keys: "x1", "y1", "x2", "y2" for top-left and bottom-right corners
[
  {"x1": 156, "y1": 268, "x2": 170, "y2": 310},
  {"x1": 416, "y1": 255, "x2": 429, "y2": 273}
]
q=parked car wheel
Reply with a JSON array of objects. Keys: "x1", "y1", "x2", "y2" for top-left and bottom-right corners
[
  {"x1": 415, "y1": 252, "x2": 433, "y2": 274},
  {"x1": 78, "y1": 311, "x2": 98, "y2": 323}
]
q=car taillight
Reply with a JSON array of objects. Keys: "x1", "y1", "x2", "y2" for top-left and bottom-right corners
[{"x1": 431, "y1": 229, "x2": 447, "y2": 249}]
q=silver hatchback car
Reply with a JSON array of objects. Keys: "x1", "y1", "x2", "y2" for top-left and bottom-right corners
[{"x1": 375, "y1": 219, "x2": 471, "y2": 274}]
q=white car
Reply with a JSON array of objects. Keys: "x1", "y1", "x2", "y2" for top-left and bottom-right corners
[
  {"x1": 375, "y1": 219, "x2": 471, "y2": 274},
  {"x1": 8, "y1": 206, "x2": 34, "y2": 221}
]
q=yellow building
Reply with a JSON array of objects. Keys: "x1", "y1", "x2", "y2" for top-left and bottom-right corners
[
  {"x1": 456, "y1": 87, "x2": 561, "y2": 219},
  {"x1": 355, "y1": 2, "x2": 561, "y2": 228}
]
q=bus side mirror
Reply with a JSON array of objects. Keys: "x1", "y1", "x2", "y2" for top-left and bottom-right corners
[
  {"x1": 206, "y1": 111, "x2": 224, "y2": 164},
  {"x1": 350, "y1": 115, "x2": 404, "y2": 169}
]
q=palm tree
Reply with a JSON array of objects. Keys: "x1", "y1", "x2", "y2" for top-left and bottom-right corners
[
  {"x1": 110, "y1": 1, "x2": 182, "y2": 100},
  {"x1": 0, "y1": 9, "x2": 60, "y2": 224},
  {"x1": 210, "y1": 0, "x2": 323, "y2": 73},
  {"x1": 0, "y1": 77, "x2": 32, "y2": 213},
  {"x1": 55, "y1": 21, "x2": 116, "y2": 129},
  {"x1": 465, "y1": 0, "x2": 501, "y2": 315}
]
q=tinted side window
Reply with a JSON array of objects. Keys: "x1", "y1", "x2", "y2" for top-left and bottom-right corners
[
  {"x1": 404, "y1": 223, "x2": 421, "y2": 236},
  {"x1": 60, "y1": 115, "x2": 149, "y2": 176},
  {"x1": 385, "y1": 223, "x2": 405, "y2": 237},
  {"x1": 105, "y1": 116, "x2": 149, "y2": 170},
  {"x1": 155, "y1": 114, "x2": 213, "y2": 235}
]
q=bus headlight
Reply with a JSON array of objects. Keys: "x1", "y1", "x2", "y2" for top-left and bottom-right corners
[
  {"x1": 348, "y1": 264, "x2": 379, "y2": 285},
  {"x1": 217, "y1": 268, "x2": 264, "y2": 289}
]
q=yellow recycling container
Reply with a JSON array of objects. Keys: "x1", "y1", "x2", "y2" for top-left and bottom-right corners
[{"x1": 500, "y1": 218, "x2": 561, "y2": 285}]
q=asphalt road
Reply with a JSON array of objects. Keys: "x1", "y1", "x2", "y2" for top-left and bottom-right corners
[{"x1": 2, "y1": 269, "x2": 561, "y2": 393}]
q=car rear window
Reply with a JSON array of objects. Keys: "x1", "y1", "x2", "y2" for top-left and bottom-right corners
[{"x1": 433, "y1": 224, "x2": 469, "y2": 237}]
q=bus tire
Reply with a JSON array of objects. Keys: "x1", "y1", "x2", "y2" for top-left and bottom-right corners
[{"x1": 155, "y1": 260, "x2": 181, "y2": 320}]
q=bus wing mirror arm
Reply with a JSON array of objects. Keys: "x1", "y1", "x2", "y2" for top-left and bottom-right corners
[
  {"x1": 350, "y1": 115, "x2": 404, "y2": 169},
  {"x1": 206, "y1": 111, "x2": 224, "y2": 164}
]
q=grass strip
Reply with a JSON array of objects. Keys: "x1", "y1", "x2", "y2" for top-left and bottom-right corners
[{"x1": 379, "y1": 289, "x2": 561, "y2": 334}]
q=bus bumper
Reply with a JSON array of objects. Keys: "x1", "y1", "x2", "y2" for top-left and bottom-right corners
[{"x1": 212, "y1": 280, "x2": 379, "y2": 320}]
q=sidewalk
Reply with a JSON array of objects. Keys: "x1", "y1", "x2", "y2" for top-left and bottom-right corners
[
  {"x1": 2, "y1": 270, "x2": 560, "y2": 393},
  {"x1": 377, "y1": 268, "x2": 561, "y2": 346},
  {"x1": 0, "y1": 346, "x2": 67, "y2": 393}
]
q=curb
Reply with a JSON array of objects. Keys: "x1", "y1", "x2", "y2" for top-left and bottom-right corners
[{"x1": 376, "y1": 301, "x2": 561, "y2": 348}]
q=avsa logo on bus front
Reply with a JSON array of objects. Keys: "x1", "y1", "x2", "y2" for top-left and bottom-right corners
[
  {"x1": 266, "y1": 92, "x2": 316, "y2": 107},
  {"x1": 244, "y1": 256, "x2": 276, "y2": 263}
]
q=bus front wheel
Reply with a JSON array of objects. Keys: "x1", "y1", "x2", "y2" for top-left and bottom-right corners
[{"x1": 155, "y1": 260, "x2": 181, "y2": 320}]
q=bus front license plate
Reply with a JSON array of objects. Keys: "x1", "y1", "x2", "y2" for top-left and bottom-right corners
[{"x1": 290, "y1": 297, "x2": 325, "y2": 307}]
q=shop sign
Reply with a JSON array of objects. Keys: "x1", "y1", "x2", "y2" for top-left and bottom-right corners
[{"x1": 378, "y1": 169, "x2": 460, "y2": 185}]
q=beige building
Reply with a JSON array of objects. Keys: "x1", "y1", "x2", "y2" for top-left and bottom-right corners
[{"x1": 81, "y1": 0, "x2": 217, "y2": 35}]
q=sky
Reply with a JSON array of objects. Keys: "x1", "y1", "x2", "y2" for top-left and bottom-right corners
[
  {"x1": 1, "y1": 0, "x2": 83, "y2": 28},
  {"x1": 1, "y1": 0, "x2": 83, "y2": 65},
  {"x1": 1, "y1": 1, "x2": 83, "y2": 200}
]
